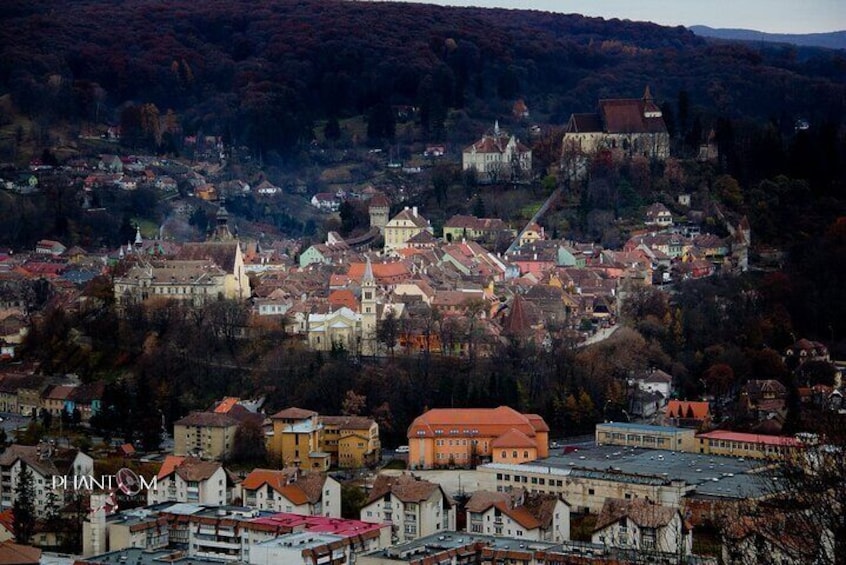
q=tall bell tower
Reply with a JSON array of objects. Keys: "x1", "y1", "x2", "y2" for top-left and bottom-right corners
[{"x1": 360, "y1": 256, "x2": 378, "y2": 356}]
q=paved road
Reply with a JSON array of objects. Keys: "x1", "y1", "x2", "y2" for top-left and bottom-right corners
[
  {"x1": 506, "y1": 186, "x2": 563, "y2": 254},
  {"x1": 578, "y1": 325, "x2": 620, "y2": 347}
]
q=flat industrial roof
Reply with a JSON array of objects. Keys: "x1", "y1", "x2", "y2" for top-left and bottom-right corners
[
  {"x1": 483, "y1": 444, "x2": 772, "y2": 499},
  {"x1": 79, "y1": 548, "x2": 227, "y2": 565},
  {"x1": 595, "y1": 422, "x2": 692, "y2": 434}
]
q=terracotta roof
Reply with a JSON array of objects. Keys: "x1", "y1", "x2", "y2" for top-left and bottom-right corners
[
  {"x1": 599, "y1": 98, "x2": 668, "y2": 134},
  {"x1": 176, "y1": 242, "x2": 240, "y2": 272},
  {"x1": 502, "y1": 294, "x2": 533, "y2": 336},
  {"x1": 174, "y1": 458, "x2": 222, "y2": 482},
  {"x1": 0, "y1": 444, "x2": 77, "y2": 478},
  {"x1": 241, "y1": 468, "x2": 324, "y2": 505},
  {"x1": 156, "y1": 455, "x2": 186, "y2": 479},
  {"x1": 388, "y1": 208, "x2": 430, "y2": 229},
  {"x1": 665, "y1": 400, "x2": 710, "y2": 420},
  {"x1": 214, "y1": 397, "x2": 240, "y2": 413},
  {"x1": 407, "y1": 406, "x2": 548, "y2": 441},
  {"x1": 367, "y1": 474, "x2": 443, "y2": 505},
  {"x1": 0, "y1": 541, "x2": 41, "y2": 565},
  {"x1": 175, "y1": 411, "x2": 239, "y2": 428},
  {"x1": 368, "y1": 194, "x2": 390, "y2": 208},
  {"x1": 465, "y1": 490, "x2": 513, "y2": 513},
  {"x1": 495, "y1": 500, "x2": 541, "y2": 530},
  {"x1": 68, "y1": 380, "x2": 105, "y2": 403},
  {"x1": 43, "y1": 384, "x2": 76, "y2": 401},
  {"x1": 522, "y1": 492, "x2": 565, "y2": 529},
  {"x1": 328, "y1": 289, "x2": 359, "y2": 311},
  {"x1": 271, "y1": 407, "x2": 318, "y2": 420},
  {"x1": 347, "y1": 261, "x2": 410, "y2": 283},
  {"x1": 594, "y1": 498, "x2": 678, "y2": 531},
  {"x1": 567, "y1": 113, "x2": 603, "y2": 133},
  {"x1": 491, "y1": 427, "x2": 536, "y2": 448},
  {"x1": 0, "y1": 510, "x2": 13, "y2": 537},
  {"x1": 319, "y1": 415, "x2": 375, "y2": 431}
]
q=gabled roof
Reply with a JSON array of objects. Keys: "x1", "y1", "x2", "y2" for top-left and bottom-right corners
[
  {"x1": 0, "y1": 540, "x2": 41, "y2": 565},
  {"x1": 594, "y1": 498, "x2": 678, "y2": 531},
  {"x1": 174, "y1": 458, "x2": 222, "y2": 482},
  {"x1": 566, "y1": 113, "x2": 603, "y2": 133},
  {"x1": 175, "y1": 411, "x2": 239, "y2": 428},
  {"x1": 599, "y1": 98, "x2": 667, "y2": 134},
  {"x1": 491, "y1": 427, "x2": 536, "y2": 448},
  {"x1": 665, "y1": 400, "x2": 710, "y2": 420},
  {"x1": 367, "y1": 474, "x2": 446, "y2": 505},
  {"x1": 407, "y1": 406, "x2": 548, "y2": 441},
  {"x1": 319, "y1": 415, "x2": 376, "y2": 431},
  {"x1": 271, "y1": 407, "x2": 318, "y2": 420},
  {"x1": 176, "y1": 242, "x2": 240, "y2": 273}
]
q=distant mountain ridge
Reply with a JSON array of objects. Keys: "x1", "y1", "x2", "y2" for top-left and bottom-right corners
[{"x1": 689, "y1": 25, "x2": 846, "y2": 50}]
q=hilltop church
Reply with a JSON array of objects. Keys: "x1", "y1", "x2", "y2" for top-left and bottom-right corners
[{"x1": 562, "y1": 86, "x2": 670, "y2": 160}]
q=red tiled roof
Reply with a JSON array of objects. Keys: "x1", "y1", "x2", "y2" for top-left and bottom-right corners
[
  {"x1": 156, "y1": 455, "x2": 186, "y2": 480},
  {"x1": 491, "y1": 428, "x2": 535, "y2": 448},
  {"x1": 665, "y1": 400, "x2": 710, "y2": 420},
  {"x1": 214, "y1": 397, "x2": 240, "y2": 413},
  {"x1": 407, "y1": 406, "x2": 548, "y2": 440},
  {"x1": 696, "y1": 430, "x2": 802, "y2": 447},
  {"x1": 595, "y1": 498, "x2": 677, "y2": 531},
  {"x1": 271, "y1": 407, "x2": 318, "y2": 420}
]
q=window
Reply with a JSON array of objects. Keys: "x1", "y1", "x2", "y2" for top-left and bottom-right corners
[
  {"x1": 501, "y1": 451, "x2": 507, "y2": 458},
  {"x1": 588, "y1": 488, "x2": 595, "y2": 495}
]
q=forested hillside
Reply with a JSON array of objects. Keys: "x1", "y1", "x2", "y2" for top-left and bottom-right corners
[{"x1": 1, "y1": 0, "x2": 844, "y2": 159}]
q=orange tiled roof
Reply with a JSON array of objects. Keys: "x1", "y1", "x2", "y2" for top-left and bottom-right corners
[
  {"x1": 665, "y1": 400, "x2": 710, "y2": 420},
  {"x1": 157, "y1": 455, "x2": 186, "y2": 480},
  {"x1": 408, "y1": 406, "x2": 548, "y2": 440},
  {"x1": 214, "y1": 397, "x2": 240, "y2": 413},
  {"x1": 496, "y1": 500, "x2": 541, "y2": 530},
  {"x1": 271, "y1": 407, "x2": 318, "y2": 420},
  {"x1": 347, "y1": 262, "x2": 409, "y2": 282},
  {"x1": 491, "y1": 428, "x2": 536, "y2": 448}
]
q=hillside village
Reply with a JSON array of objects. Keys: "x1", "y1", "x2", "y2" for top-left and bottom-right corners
[{"x1": 0, "y1": 83, "x2": 841, "y2": 565}]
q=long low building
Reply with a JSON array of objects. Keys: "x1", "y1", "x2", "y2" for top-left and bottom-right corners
[
  {"x1": 596, "y1": 422, "x2": 807, "y2": 461},
  {"x1": 596, "y1": 422, "x2": 696, "y2": 452},
  {"x1": 477, "y1": 444, "x2": 769, "y2": 514},
  {"x1": 358, "y1": 531, "x2": 717, "y2": 565}
]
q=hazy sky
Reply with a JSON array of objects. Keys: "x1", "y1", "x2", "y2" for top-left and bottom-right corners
[{"x1": 390, "y1": 0, "x2": 846, "y2": 34}]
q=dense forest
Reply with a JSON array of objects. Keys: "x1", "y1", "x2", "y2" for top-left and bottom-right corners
[{"x1": 1, "y1": 0, "x2": 845, "y2": 160}]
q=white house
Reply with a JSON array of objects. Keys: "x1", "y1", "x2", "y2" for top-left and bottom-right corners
[
  {"x1": 310, "y1": 193, "x2": 340, "y2": 212},
  {"x1": 0, "y1": 444, "x2": 93, "y2": 516},
  {"x1": 307, "y1": 307, "x2": 362, "y2": 352},
  {"x1": 591, "y1": 498, "x2": 691, "y2": 555},
  {"x1": 238, "y1": 469, "x2": 341, "y2": 517},
  {"x1": 644, "y1": 203, "x2": 673, "y2": 228},
  {"x1": 147, "y1": 456, "x2": 234, "y2": 506},
  {"x1": 462, "y1": 122, "x2": 532, "y2": 183},
  {"x1": 465, "y1": 489, "x2": 570, "y2": 542},
  {"x1": 360, "y1": 474, "x2": 456, "y2": 543}
]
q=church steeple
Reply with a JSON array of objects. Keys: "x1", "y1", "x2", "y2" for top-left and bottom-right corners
[
  {"x1": 360, "y1": 256, "x2": 378, "y2": 356},
  {"x1": 212, "y1": 198, "x2": 234, "y2": 241}
]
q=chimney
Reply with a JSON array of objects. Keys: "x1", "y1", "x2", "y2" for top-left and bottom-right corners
[{"x1": 412, "y1": 206, "x2": 418, "y2": 218}]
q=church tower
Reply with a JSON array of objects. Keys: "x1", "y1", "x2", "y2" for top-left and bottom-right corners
[
  {"x1": 360, "y1": 256, "x2": 378, "y2": 356},
  {"x1": 212, "y1": 198, "x2": 234, "y2": 241}
]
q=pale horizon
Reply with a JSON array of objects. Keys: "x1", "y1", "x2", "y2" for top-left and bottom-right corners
[{"x1": 384, "y1": 0, "x2": 846, "y2": 35}]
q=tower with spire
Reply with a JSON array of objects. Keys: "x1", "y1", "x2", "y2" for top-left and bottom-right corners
[
  {"x1": 212, "y1": 198, "x2": 234, "y2": 241},
  {"x1": 360, "y1": 256, "x2": 378, "y2": 356}
]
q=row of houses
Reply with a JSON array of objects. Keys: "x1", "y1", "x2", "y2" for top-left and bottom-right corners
[{"x1": 172, "y1": 402, "x2": 381, "y2": 470}]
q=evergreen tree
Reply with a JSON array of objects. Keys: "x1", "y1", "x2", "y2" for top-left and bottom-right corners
[{"x1": 13, "y1": 465, "x2": 36, "y2": 545}]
